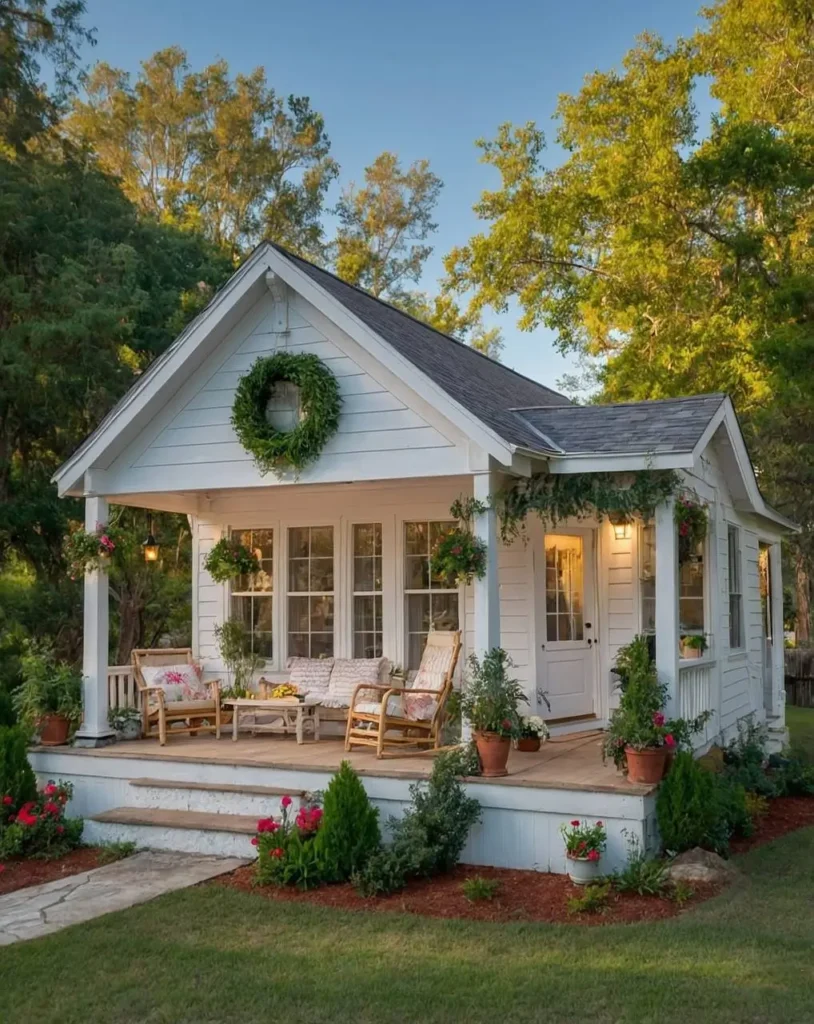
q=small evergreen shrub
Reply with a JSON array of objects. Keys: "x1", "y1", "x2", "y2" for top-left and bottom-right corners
[
  {"x1": 353, "y1": 849, "x2": 407, "y2": 898},
  {"x1": 315, "y1": 760, "x2": 380, "y2": 882},
  {"x1": 0, "y1": 725, "x2": 37, "y2": 811},
  {"x1": 0, "y1": 686, "x2": 16, "y2": 727},
  {"x1": 657, "y1": 751, "x2": 721, "y2": 853}
]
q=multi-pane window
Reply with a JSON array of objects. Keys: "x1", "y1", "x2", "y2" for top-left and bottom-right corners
[
  {"x1": 230, "y1": 529, "x2": 274, "y2": 658},
  {"x1": 639, "y1": 523, "x2": 656, "y2": 634},
  {"x1": 353, "y1": 523, "x2": 383, "y2": 658},
  {"x1": 404, "y1": 521, "x2": 459, "y2": 670},
  {"x1": 288, "y1": 526, "x2": 334, "y2": 658},
  {"x1": 679, "y1": 540, "x2": 705, "y2": 637},
  {"x1": 728, "y1": 525, "x2": 744, "y2": 649},
  {"x1": 544, "y1": 535, "x2": 584, "y2": 642}
]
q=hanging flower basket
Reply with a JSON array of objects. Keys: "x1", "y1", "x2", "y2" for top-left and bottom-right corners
[
  {"x1": 204, "y1": 538, "x2": 260, "y2": 583},
  {"x1": 674, "y1": 495, "x2": 707, "y2": 562},
  {"x1": 63, "y1": 522, "x2": 123, "y2": 579},
  {"x1": 430, "y1": 527, "x2": 487, "y2": 586}
]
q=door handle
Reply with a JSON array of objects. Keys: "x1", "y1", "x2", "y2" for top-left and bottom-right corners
[
  {"x1": 587, "y1": 639, "x2": 592, "y2": 647},
  {"x1": 540, "y1": 644, "x2": 545, "y2": 651}
]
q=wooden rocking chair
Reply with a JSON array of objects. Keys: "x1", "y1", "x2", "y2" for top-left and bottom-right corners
[
  {"x1": 345, "y1": 631, "x2": 461, "y2": 758},
  {"x1": 131, "y1": 648, "x2": 221, "y2": 746}
]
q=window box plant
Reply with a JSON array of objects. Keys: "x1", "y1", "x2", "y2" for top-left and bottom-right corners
[
  {"x1": 516, "y1": 715, "x2": 549, "y2": 752},
  {"x1": 12, "y1": 643, "x2": 83, "y2": 746},
  {"x1": 459, "y1": 649, "x2": 527, "y2": 777},
  {"x1": 560, "y1": 819, "x2": 607, "y2": 884},
  {"x1": 680, "y1": 634, "x2": 708, "y2": 660}
]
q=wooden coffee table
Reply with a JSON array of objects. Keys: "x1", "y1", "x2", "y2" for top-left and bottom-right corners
[{"x1": 224, "y1": 697, "x2": 321, "y2": 744}]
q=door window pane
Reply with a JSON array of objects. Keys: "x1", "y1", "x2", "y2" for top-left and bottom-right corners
[
  {"x1": 544, "y1": 535, "x2": 584, "y2": 642},
  {"x1": 287, "y1": 526, "x2": 334, "y2": 659}
]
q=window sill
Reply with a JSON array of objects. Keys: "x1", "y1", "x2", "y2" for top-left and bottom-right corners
[
  {"x1": 679, "y1": 656, "x2": 716, "y2": 670},
  {"x1": 728, "y1": 650, "x2": 748, "y2": 663}
]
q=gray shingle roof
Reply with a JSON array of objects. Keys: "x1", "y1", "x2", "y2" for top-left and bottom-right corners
[
  {"x1": 276, "y1": 246, "x2": 572, "y2": 450},
  {"x1": 512, "y1": 394, "x2": 727, "y2": 455}
]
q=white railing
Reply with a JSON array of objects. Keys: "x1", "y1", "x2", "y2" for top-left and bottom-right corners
[
  {"x1": 678, "y1": 658, "x2": 715, "y2": 746},
  {"x1": 107, "y1": 665, "x2": 139, "y2": 710}
]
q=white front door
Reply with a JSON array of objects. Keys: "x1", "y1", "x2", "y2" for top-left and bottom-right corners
[{"x1": 537, "y1": 530, "x2": 596, "y2": 719}]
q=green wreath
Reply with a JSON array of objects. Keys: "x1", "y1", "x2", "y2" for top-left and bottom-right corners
[{"x1": 231, "y1": 352, "x2": 341, "y2": 474}]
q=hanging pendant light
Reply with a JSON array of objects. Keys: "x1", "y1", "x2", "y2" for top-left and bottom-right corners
[
  {"x1": 142, "y1": 516, "x2": 160, "y2": 563},
  {"x1": 609, "y1": 511, "x2": 632, "y2": 541}
]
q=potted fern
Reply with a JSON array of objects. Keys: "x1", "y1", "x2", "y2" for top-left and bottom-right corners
[{"x1": 13, "y1": 642, "x2": 83, "y2": 746}]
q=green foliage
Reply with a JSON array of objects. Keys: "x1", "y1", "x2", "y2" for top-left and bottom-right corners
[
  {"x1": 461, "y1": 876, "x2": 501, "y2": 902},
  {"x1": 204, "y1": 539, "x2": 260, "y2": 584},
  {"x1": 744, "y1": 791, "x2": 770, "y2": 822},
  {"x1": 429, "y1": 527, "x2": 487, "y2": 587},
  {"x1": 613, "y1": 834, "x2": 670, "y2": 896},
  {"x1": 459, "y1": 648, "x2": 527, "y2": 737},
  {"x1": 669, "y1": 880, "x2": 695, "y2": 905},
  {"x1": 560, "y1": 819, "x2": 607, "y2": 860},
  {"x1": 0, "y1": 686, "x2": 16, "y2": 727},
  {"x1": 567, "y1": 882, "x2": 612, "y2": 916},
  {"x1": 352, "y1": 848, "x2": 406, "y2": 899},
  {"x1": 62, "y1": 522, "x2": 124, "y2": 579},
  {"x1": 770, "y1": 755, "x2": 814, "y2": 797},
  {"x1": 231, "y1": 353, "x2": 342, "y2": 475},
  {"x1": 0, "y1": 780, "x2": 83, "y2": 860},
  {"x1": 97, "y1": 841, "x2": 137, "y2": 865},
  {"x1": 12, "y1": 641, "x2": 82, "y2": 731},
  {"x1": 255, "y1": 801, "x2": 326, "y2": 891},
  {"x1": 603, "y1": 637, "x2": 668, "y2": 770},
  {"x1": 496, "y1": 472, "x2": 679, "y2": 544},
  {"x1": 314, "y1": 761, "x2": 380, "y2": 882},
  {"x1": 0, "y1": 726, "x2": 37, "y2": 809},
  {"x1": 215, "y1": 619, "x2": 264, "y2": 695},
  {"x1": 675, "y1": 496, "x2": 708, "y2": 562}
]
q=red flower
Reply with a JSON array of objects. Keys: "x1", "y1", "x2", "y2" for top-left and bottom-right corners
[
  {"x1": 596, "y1": 821, "x2": 603, "y2": 827},
  {"x1": 652, "y1": 712, "x2": 665, "y2": 727},
  {"x1": 665, "y1": 734, "x2": 676, "y2": 748},
  {"x1": 2, "y1": 795, "x2": 12, "y2": 806},
  {"x1": 56, "y1": 825, "x2": 64, "y2": 835},
  {"x1": 281, "y1": 795, "x2": 292, "y2": 809},
  {"x1": 577, "y1": 840, "x2": 586, "y2": 852},
  {"x1": 272, "y1": 847, "x2": 284, "y2": 859},
  {"x1": 250, "y1": 837, "x2": 259, "y2": 846},
  {"x1": 7, "y1": 815, "x2": 15, "y2": 823},
  {"x1": 501, "y1": 719, "x2": 512, "y2": 731},
  {"x1": 587, "y1": 849, "x2": 601, "y2": 863},
  {"x1": 450, "y1": 546, "x2": 462, "y2": 555},
  {"x1": 570, "y1": 820, "x2": 580, "y2": 827},
  {"x1": 43, "y1": 801, "x2": 60, "y2": 817},
  {"x1": 256, "y1": 817, "x2": 278, "y2": 833},
  {"x1": 43, "y1": 783, "x2": 58, "y2": 796},
  {"x1": 0, "y1": 864, "x2": 4, "y2": 873}
]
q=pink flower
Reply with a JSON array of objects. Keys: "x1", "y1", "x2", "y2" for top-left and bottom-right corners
[
  {"x1": 43, "y1": 784, "x2": 57, "y2": 796},
  {"x1": 587, "y1": 849, "x2": 601, "y2": 863},
  {"x1": 272, "y1": 847, "x2": 284, "y2": 859},
  {"x1": 56, "y1": 825, "x2": 64, "y2": 835},
  {"x1": 501, "y1": 719, "x2": 512, "y2": 731},
  {"x1": 596, "y1": 821, "x2": 603, "y2": 827},
  {"x1": 652, "y1": 712, "x2": 665, "y2": 727},
  {"x1": 2, "y1": 795, "x2": 12, "y2": 806},
  {"x1": 257, "y1": 817, "x2": 277, "y2": 833},
  {"x1": 250, "y1": 837, "x2": 259, "y2": 846},
  {"x1": 665, "y1": 734, "x2": 676, "y2": 748},
  {"x1": 281, "y1": 795, "x2": 292, "y2": 809},
  {"x1": 570, "y1": 820, "x2": 580, "y2": 827},
  {"x1": 43, "y1": 801, "x2": 60, "y2": 817}
]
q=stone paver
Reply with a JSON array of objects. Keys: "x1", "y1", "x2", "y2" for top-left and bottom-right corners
[{"x1": 0, "y1": 850, "x2": 247, "y2": 946}]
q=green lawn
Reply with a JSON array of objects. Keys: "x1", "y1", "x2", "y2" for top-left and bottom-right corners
[
  {"x1": 787, "y1": 704, "x2": 814, "y2": 761},
  {"x1": 3, "y1": 830, "x2": 814, "y2": 1024}
]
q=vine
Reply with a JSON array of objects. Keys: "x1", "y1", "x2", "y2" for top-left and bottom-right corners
[
  {"x1": 232, "y1": 352, "x2": 341, "y2": 475},
  {"x1": 495, "y1": 471, "x2": 681, "y2": 542}
]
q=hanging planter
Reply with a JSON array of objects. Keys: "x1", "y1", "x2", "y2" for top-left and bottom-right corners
[
  {"x1": 204, "y1": 538, "x2": 260, "y2": 583},
  {"x1": 231, "y1": 352, "x2": 341, "y2": 476},
  {"x1": 429, "y1": 496, "x2": 488, "y2": 586},
  {"x1": 63, "y1": 522, "x2": 123, "y2": 579},
  {"x1": 674, "y1": 495, "x2": 708, "y2": 563}
]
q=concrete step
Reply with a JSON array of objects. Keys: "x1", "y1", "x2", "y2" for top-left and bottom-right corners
[
  {"x1": 127, "y1": 777, "x2": 306, "y2": 817},
  {"x1": 85, "y1": 807, "x2": 260, "y2": 858}
]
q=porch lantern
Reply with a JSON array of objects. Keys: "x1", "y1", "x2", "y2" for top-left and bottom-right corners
[
  {"x1": 142, "y1": 518, "x2": 160, "y2": 563},
  {"x1": 609, "y1": 512, "x2": 632, "y2": 541}
]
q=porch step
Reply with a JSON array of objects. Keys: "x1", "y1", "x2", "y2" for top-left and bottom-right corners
[
  {"x1": 85, "y1": 807, "x2": 259, "y2": 858},
  {"x1": 127, "y1": 777, "x2": 306, "y2": 817}
]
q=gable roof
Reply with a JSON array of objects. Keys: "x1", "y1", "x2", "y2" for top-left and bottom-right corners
[
  {"x1": 513, "y1": 394, "x2": 727, "y2": 456},
  {"x1": 274, "y1": 245, "x2": 572, "y2": 452}
]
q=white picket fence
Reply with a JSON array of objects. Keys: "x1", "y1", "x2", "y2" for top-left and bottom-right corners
[
  {"x1": 107, "y1": 665, "x2": 139, "y2": 710},
  {"x1": 678, "y1": 659, "x2": 715, "y2": 746}
]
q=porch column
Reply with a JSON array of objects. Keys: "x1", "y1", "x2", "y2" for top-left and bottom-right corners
[
  {"x1": 73, "y1": 496, "x2": 115, "y2": 747},
  {"x1": 465, "y1": 471, "x2": 500, "y2": 742},
  {"x1": 654, "y1": 498, "x2": 680, "y2": 719},
  {"x1": 769, "y1": 541, "x2": 786, "y2": 726}
]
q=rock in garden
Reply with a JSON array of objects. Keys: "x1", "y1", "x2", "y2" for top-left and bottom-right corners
[{"x1": 668, "y1": 847, "x2": 740, "y2": 884}]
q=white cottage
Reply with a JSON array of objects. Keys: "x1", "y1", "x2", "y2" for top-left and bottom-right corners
[{"x1": 34, "y1": 242, "x2": 793, "y2": 872}]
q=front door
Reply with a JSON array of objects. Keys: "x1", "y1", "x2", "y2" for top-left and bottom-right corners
[{"x1": 538, "y1": 530, "x2": 596, "y2": 719}]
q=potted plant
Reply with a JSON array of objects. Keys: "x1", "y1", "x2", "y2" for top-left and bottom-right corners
[
  {"x1": 429, "y1": 497, "x2": 488, "y2": 587},
  {"x1": 560, "y1": 819, "x2": 607, "y2": 884},
  {"x1": 516, "y1": 715, "x2": 549, "y2": 752},
  {"x1": 63, "y1": 520, "x2": 123, "y2": 579},
  {"x1": 12, "y1": 642, "x2": 83, "y2": 746},
  {"x1": 215, "y1": 619, "x2": 264, "y2": 720},
  {"x1": 674, "y1": 495, "x2": 707, "y2": 563},
  {"x1": 459, "y1": 649, "x2": 528, "y2": 777},
  {"x1": 680, "y1": 634, "x2": 708, "y2": 660},
  {"x1": 204, "y1": 538, "x2": 260, "y2": 584},
  {"x1": 108, "y1": 705, "x2": 142, "y2": 741}
]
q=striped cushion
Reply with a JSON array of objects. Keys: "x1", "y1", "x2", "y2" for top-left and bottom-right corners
[
  {"x1": 287, "y1": 657, "x2": 334, "y2": 696},
  {"x1": 325, "y1": 658, "x2": 387, "y2": 708}
]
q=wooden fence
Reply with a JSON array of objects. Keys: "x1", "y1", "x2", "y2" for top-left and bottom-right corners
[
  {"x1": 784, "y1": 649, "x2": 814, "y2": 707},
  {"x1": 107, "y1": 665, "x2": 139, "y2": 710}
]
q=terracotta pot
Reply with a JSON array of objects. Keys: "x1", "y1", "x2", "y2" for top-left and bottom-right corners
[
  {"x1": 516, "y1": 737, "x2": 541, "y2": 752},
  {"x1": 680, "y1": 645, "x2": 703, "y2": 660},
  {"x1": 625, "y1": 745, "x2": 668, "y2": 785},
  {"x1": 474, "y1": 731, "x2": 511, "y2": 777},
  {"x1": 567, "y1": 854, "x2": 602, "y2": 885},
  {"x1": 38, "y1": 713, "x2": 70, "y2": 747}
]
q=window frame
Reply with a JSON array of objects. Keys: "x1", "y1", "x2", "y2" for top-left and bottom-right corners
[
  {"x1": 285, "y1": 523, "x2": 337, "y2": 661},
  {"x1": 728, "y1": 523, "x2": 744, "y2": 652},
  {"x1": 401, "y1": 518, "x2": 461, "y2": 672},
  {"x1": 638, "y1": 520, "x2": 657, "y2": 636}
]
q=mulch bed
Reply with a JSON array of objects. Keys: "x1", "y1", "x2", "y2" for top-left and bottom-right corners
[
  {"x1": 0, "y1": 847, "x2": 107, "y2": 897},
  {"x1": 213, "y1": 864, "x2": 719, "y2": 926},
  {"x1": 729, "y1": 795, "x2": 814, "y2": 854}
]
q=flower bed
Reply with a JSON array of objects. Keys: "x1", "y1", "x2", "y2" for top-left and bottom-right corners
[{"x1": 0, "y1": 847, "x2": 108, "y2": 896}]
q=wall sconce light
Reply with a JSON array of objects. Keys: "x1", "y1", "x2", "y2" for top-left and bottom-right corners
[
  {"x1": 609, "y1": 513, "x2": 632, "y2": 541},
  {"x1": 142, "y1": 516, "x2": 160, "y2": 563}
]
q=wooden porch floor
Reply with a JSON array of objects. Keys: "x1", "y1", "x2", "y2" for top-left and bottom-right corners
[{"x1": 54, "y1": 731, "x2": 655, "y2": 795}]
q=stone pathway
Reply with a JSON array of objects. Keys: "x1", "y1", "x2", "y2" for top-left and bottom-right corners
[{"x1": 0, "y1": 850, "x2": 247, "y2": 946}]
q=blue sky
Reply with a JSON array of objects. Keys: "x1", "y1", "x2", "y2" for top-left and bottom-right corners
[{"x1": 83, "y1": 0, "x2": 706, "y2": 392}]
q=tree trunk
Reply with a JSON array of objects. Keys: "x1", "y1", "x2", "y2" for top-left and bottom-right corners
[
  {"x1": 795, "y1": 551, "x2": 811, "y2": 645},
  {"x1": 116, "y1": 593, "x2": 143, "y2": 664}
]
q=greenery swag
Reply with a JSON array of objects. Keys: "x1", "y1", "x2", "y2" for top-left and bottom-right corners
[
  {"x1": 495, "y1": 471, "x2": 680, "y2": 542},
  {"x1": 231, "y1": 352, "x2": 341, "y2": 475},
  {"x1": 204, "y1": 538, "x2": 260, "y2": 583},
  {"x1": 429, "y1": 496, "x2": 488, "y2": 586}
]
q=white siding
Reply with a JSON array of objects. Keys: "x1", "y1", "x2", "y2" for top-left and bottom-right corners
[{"x1": 602, "y1": 519, "x2": 637, "y2": 714}]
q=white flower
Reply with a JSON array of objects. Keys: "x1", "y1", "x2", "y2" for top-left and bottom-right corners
[{"x1": 522, "y1": 715, "x2": 549, "y2": 738}]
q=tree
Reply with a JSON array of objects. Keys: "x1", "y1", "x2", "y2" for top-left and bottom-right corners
[
  {"x1": 395, "y1": 291, "x2": 503, "y2": 360},
  {"x1": 333, "y1": 151, "x2": 442, "y2": 301},
  {"x1": 65, "y1": 46, "x2": 338, "y2": 257},
  {"x1": 446, "y1": 0, "x2": 814, "y2": 634},
  {"x1": 0, "y1": 0, "x2": 93, "y2": 152}
]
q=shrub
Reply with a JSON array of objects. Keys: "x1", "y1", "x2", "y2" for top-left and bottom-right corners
[
  {"x1": 353, "y1": 849, "x2": 406, "y2": 898},
  {"x1": 769, "y1": 754, "x2": 814, "y2": 796},
  {"x1": 715, "y1": 775, "x2": 753, "y2": 842},
  {"x1": 657, "y1": 751, "x2": 721, "y2": 853},
  {"x1": 462, "y1": 876, "x2": 501, "y2": 902},
  {"x1": 314, "y1": 761, "x2": 380, "y2": 882},
  {"x1": 0, "y1": 780, "x2": 83, "y2": 859},
  {"x1": 254, "y1": 797, "x2": 325, "y2": 891},
  {"x1": 567, "y1": 881, "x2": 611, "y2": 915},
  {"x1": 613, "y1": 834, "x2": 670, "y2": 896},
  {"x1": 0, "y1": 686, "x2": 16, "y2": 727},
  {"x1": 0, "y1": 725, "x2": 37, "y2": 814},
  {"x1": 670, "y1": 880, "x2": 695, "y2": 905},
  {"x1": 744, "y1": 791, "x2": 770, "y2": 822}
]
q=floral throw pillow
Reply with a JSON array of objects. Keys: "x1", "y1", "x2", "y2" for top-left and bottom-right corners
[{"x1": 141, "y1": 663, "x2": 207, "y2": 703}]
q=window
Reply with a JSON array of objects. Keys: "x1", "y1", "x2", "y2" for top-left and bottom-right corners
[
  {"x1": 287, "y1": 526, "x2": 334, "y2": 658},
  {"x1": 639, "y1": 522, "x2": 656, "y2": 634},
  {"x1": 404, "y1": 521, "x2": 459, "y2": 670},
  {"x1": 544, "y1": 535, "x2": 584, "y2": 641},
  {"x1": 728, "y1": 525, "x2": 743, "y2": 649},
  {"x1": 353, "y1": 523, "x2": 383, "y2": 658},
  {"x1": 230, "y1": 529, "x2": 274, "y2": 658},
  {"x1": 679, "y1": 539, "x2": 705, "y2": 638}
]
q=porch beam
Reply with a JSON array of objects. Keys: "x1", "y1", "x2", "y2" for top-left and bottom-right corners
[
  {"x1": 654, "y1": 498, "x2": 680, "y2": 719},
  {"x1": 73, "y1": 495, "x2": 115, "y2": 747}
]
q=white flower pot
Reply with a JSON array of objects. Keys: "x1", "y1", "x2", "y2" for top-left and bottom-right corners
[{"x1": 567, "y1": 855, "x2": 602, "y2": 885}]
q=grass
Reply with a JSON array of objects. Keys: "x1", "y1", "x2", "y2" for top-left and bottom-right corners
[
  {"x1": 787, "y1": 705, "x2": 814, "y2": 761},
  {"x1": 3, "y1": 830, "x2": 814, "y2": 1024}
]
